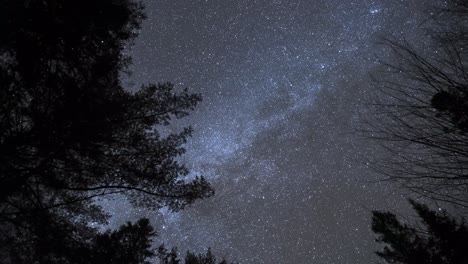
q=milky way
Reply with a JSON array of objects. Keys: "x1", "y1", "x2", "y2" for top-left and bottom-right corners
[{"x1": 103, "y1": 0, "x2": 444, "y2": 263}]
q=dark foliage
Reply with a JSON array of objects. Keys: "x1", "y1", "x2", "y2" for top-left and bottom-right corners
[
  {"x1": 372, "y1": 200, "x2": 468, "y2": 264},
  {"x1": 91, "y1": 218, "x2": 156, "y2": 264},
  {"x1": 158, "y1": 244, "x2": 181, "y2": 264},
  {"x1": 0, "y1": 0, "x2": 214, "y2": 262},
  {"x1": 185, "y1": 248, "x2": 217, "y2": 264},
  {"x1": 158, "y1": 246, "x2": 234, "y2": 264},
  {"x1": 431, "y1": 89, "x2": 468, "y2": 132}
]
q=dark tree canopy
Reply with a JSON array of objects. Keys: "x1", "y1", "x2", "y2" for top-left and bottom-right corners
[
  {"x1": 0, "y1": 0, "x2": 214, "y2": 262},
  {"x1": 158, "y1": 245, "x2": 182, "y2": 264},
  {"x1": 372, "y1": 200, "x2": 468, "y2": 264},
  {"x1": 184, "y1": 248, "x2": 232, "y2": 264},
  {"x1": 185, "y1": 248, "x2": 217, "y2": 264},
  {"x1": 91, "y1": 218, "x2": 156, "y2": 264},
  {"x1": 5, "y1": 216, "x2": 235, "y2": 264},
  {"x1": 156, "y1": 245, "x2": 235, "y2": 264}
]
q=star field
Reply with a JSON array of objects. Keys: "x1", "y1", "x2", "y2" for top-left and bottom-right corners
[{"x1": 104, "y1": 0, "x2": 444, "y2": 263}]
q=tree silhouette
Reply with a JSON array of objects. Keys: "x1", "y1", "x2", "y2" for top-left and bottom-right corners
[
  {"x1": 157, "y1": 246, "x2": 234, "y2": 264},
  {"x1": 372, "y1": 200, "x2": 468, "y2": 264},
  {"x1": 185, "y1": 248, "x2": 216, "y2": 264},
  {"x1": 91, "y1": 218, "x2": 156, "y2": 264},
  {"x1": 158, "y1": 244, "x2": 181, "y2": 264},
  {"x1": 0, "y1": 0, "x2": 214, "y2": 262},
  {"x1": 184, "y1": 248, "x2": 233, "y2": 264},
  {"x1": 5, "y1": 217, "x2": 235, "y2": 264},
  {"x1": 364, "y1": 0, "x2": 468, "y2": 207}
]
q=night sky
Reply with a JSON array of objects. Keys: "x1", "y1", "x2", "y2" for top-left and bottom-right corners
[{"x1": 102, "y1": 0, "x2": 444, "y2": 263}]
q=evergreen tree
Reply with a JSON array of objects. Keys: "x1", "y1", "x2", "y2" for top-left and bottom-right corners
[
  {"x1": 184, "y1": 248, "x2": 224, "y2": 264},
  {"x1": 91, "y1": 218, "x2": 156, "y2": 264},
  {"x1": 0, "y1": 0, "x2": 214, "y2": 262},
  {"x1": 372, "y1": 200, "x2": 468, "y2": 264},
  {"x1": 158, "y1": 246, "x2": 234, "y2": 264},
  {"x1": 158, "y1": 245, "x2": 181, "y2": 264}
]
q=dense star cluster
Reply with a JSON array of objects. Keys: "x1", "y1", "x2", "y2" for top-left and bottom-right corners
[{"x1": 102, "y1": 0, "x2": 445, "y2": 263}]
